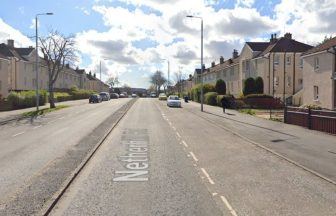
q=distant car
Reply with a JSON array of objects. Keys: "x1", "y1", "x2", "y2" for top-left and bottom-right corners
[
  {"x1": 150, "y1": 93, "x2": 157, "y2": 98},
  {"x1": 167, "y1": 95, "x2": 181, "y2": 108},
  {"x1": 119, "y1": 93, "x2": 126, "y2": 98},
  {"x1": 110, "y1": 93, "x2": 119, "y2": 99},
  {"x1": 89, "y1": 94, "x2": 102, "y2": 103},
  {"x1": 131, "y1": 93, "x2": 137, "y2": 98},
  {"x1": 99, "y1": 92, "x2": 110, "y2": 101},
  {"x1": 158, "y1": 93, "x2": 167, "y2": 100}
]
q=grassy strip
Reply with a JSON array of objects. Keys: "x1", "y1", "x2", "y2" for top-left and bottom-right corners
[
  {"x1": 238, "y1": 109, "x2": 256, "y2": 115},
  {"x1": 22, "y1": 105, "x2": 70, "y2": 117}
]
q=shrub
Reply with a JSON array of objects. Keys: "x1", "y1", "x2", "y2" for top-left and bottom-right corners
[
  {"x1": 7, "y1": 91, "x2": 47, "y2": 109},
  {"x1": 215, "y1": 79, "x2": 226, "y2": 95},
  {"x1": 243, "y1": 78, "x2": 256, "y2": 96},
  {"x1": 244, "y1": 94, "x2": 273, "y2": 99},
  {"x1": 190, "y1": 83, "x2": 215, "y2": 102},
  {"x1": 204, "y1": 92, "x2": 218, "y2": 106},
  {"x1": 300, "y1": 104, "x2": 322, "y2": 110},
  {"x1": 255, "y1": 77, "x2": 264, "y2": 94},
  {"x1": 217, "y1": 94, "x2": 235, "y2": 108},
  {"x1": 54, "y1": 92, "x2": 72, "y2": 102}
]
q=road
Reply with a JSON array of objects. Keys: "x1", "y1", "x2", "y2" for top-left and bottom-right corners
[
  {"x1": 0, "y1": 98, "x2": 132, "y2": 215},
  {"x1": 49, "y1": 98, "x2": 336, "y2": 216}
]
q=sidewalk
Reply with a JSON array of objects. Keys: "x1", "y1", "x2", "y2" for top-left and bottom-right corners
[
  {"x1": 0, "y1": 99, "x2": 88, "y2": 124},
  {"x1": 184, "y1": 101, "x2": 336, "y2": 183}
]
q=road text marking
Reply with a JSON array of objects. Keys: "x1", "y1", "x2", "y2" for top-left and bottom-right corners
[
  {"x1": 220, "y1": 196, "x2": 238, "y2": 216},
  {"x1": 201, "y1": 168, "x2": 215, "y2": 185}
]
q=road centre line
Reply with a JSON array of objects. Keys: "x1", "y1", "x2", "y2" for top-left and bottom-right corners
[
  {"x1": 182, "y1": 140, "x2": 188, "y2": 147},
  {"x1": 201, "y1": 168, "x2": 215, "y2": 185},
  {"x1": 220, "y1": 195, "x2": 238, "y2": 216},
  {"x1": 189, "y1": 151, "x2": 199, "y2": 162},
  {"x1": 176, "y1": 132, "x2": 181, "y2": 138},
  {"x1": 12, "y1": 132, "x2": 25, "y2": 137}
]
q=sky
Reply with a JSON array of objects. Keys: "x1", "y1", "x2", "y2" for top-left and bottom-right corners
[{"x1": 0, "y1": 0, "x2": 335, "y2": 88}]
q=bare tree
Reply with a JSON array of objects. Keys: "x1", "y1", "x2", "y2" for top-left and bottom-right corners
[
  {"x1": 40, "y1": 30, "x2": 77, "y2": 108},
  {"x1": 150, "y1": 70, "x2": 167, "y2": 94},
  {"x1": 107, "y1": 76, "x2": 120, "y2": 88}
]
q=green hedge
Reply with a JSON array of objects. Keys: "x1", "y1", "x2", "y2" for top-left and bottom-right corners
[
  {"x1": 7, "y1": 91, "x2": 47, "y2": 109},
  {"x1": 204, "y1": 92, "x2": 218, "y2": 106},
  {"x1": 217, "y1": 94, "x2": 235, "y2": 108},
  {"x1": 190, "y1": 83, "x2": 215, "y2": 102},
  {"x1": 54, "y1": 92, "x2": 73, "y2": 102},
  {"x1": 244, "y1": 94, "x2": 273, "y2": 99}
]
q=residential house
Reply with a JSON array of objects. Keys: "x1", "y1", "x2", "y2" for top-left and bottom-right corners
[
  {"x1": 302, "y1": 37, "x2": 336, "y2": 110},
  {"x1": 0, "y1": 54, "x2": 10, "y2": 98},
  {"x1": 86, "y1": 72, "x2": 109, "y2": 92}
]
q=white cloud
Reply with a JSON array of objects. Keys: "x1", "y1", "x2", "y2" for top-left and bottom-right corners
[{"x1": 0, "y1": 18, "x2": 33, "y2": 47}]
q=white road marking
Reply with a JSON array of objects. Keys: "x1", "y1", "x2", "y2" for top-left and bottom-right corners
[
  {"x1": 33, "y1": 125, "x2": 42, "y2": 129},
  {"x1": 172, "y1": 126, "x2": 176, "y2": 131},
  {"x1": 189, "y1": 151, "x2": 199, "y2": 162},
  {"x1": 220, "y1": 196, "x2": 238, "y2": 216},
  {"x1": 182, "y1": 140, "x2": 188, "y2": 148},
  {"x1": 176, "y1": 132, "x2": 181, "y2": 138},
  {"x1": 58, "y1": 117, "x2": 65, "y2": 120},
  {"x1": 201, "y1": 168, "x2": 215, "y2": 185},
  {"x1": 212, "y1": 192, "x2": 218, "y2": 196},
  {"x1": 12, "y1": 132, "x2": 25, "y2": 137}
]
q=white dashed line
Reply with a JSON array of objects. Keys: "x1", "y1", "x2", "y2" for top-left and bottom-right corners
[
  {"x1": 33, "y1": 125, "x2": 42, "y2": 130},
  {"x1": 212, "y1": 192, "x2": 218, "y2": 196},
  {"x1": 182, "y1": 140, "x2": 188, "y2": 148},
  {"x1": 172, "y1": 126, "x2": 176, "y2": 131},
  {"x1": 176, "y1": 132, "x2": 181, "y2": 138},
  {"x1": 58, "y1": 117, "x2": 65, "y2": 120},
  {"x1": 12, "y1": 132, "x2": 25, "y2": 137},
  {"x1": 189, "y1": 151, "x2": 199, "y2": 162},
  {"x1": 201, "y1": 168, "x2": 215, "y2": 185},
  {"x1": 220, "y1": 196, "x2": 238, "y2": 216}
]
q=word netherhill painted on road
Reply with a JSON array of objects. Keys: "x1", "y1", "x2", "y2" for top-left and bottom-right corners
[{"x1": 113, "y1": 129, "x2": 149, "y2": 182}]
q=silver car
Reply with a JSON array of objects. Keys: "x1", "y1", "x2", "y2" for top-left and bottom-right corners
[{"x1": 167, "y1": 95, "x2": 181, "y2": 108}]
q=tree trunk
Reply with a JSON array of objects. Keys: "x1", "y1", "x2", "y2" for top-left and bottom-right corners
[{"x1": 49, "y1": 84, "x2": 56, "y2": 108}]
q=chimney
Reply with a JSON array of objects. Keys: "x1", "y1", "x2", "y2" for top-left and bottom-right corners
[
  {"x1": 211, "y1": 61, "x2": 215, "y2": 67},
  {"x1": 220, "y1": 56, "x2": 224, "y2": 64},
  {"x1": 232, "y1": 49, "x2": 238, "y2": 58},
  {"x1": 7, "y1": 39, "x2": 14, "y2": 48},
  {"x1": 284, "y1": 32, "x2": 292, "y2": 39},
  {"x1": 270, "y1": 33, "x2": 278, "y2": 43}
]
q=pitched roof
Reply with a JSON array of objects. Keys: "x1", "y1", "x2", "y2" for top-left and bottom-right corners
[
  {"x1": 261, "y1": 37, "x2": 313, "y2": 55},
  {"x1": 303, "y1": 37, "x2": 336, "y2": 56},
  {"x1": 0, "y1": 43, "x2": 28, "y2": 60},
  {"x1": 246, "y1": 42, "x2": 270, "y2": 51},
  {"x1": 15, "y1": 47, "x2": 34, "y2": 56}
]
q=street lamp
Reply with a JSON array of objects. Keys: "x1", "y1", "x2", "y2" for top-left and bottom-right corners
[
  {"x1": 161, "y1": 58, "x2": 170, "y2": 93},
  {"x1": 186, "y1": 15, "x2": 204, "y2": 112},
  {"x1": 35, "y1": 12, "x2": 53, "y2": 112}
]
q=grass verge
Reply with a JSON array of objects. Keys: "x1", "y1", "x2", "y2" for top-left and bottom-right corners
[
  {"x1": 22, "y1": 105, "x2": 70, "y2": 118},
  {"x1": 238, "y1": 109, "x2": 256, "y2": 115}
]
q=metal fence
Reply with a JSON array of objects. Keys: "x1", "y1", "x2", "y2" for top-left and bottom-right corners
[{"x1": 284, "y1": 106, "x2": 336, "y2": 134}]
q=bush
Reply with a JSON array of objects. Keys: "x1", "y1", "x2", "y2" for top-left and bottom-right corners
[
  {"x1": 215, "y1": 79, "x2": 226, "y2": 95},
  {"x1": 7, "y1": 91, "x2": 47, "y2": 109},
  {"x1": 244, "y1": 94, "x2": 273, "y2": 99},
  {"x1": 300, "y1": 104, "x2": 322, "y2": 110},
  {"x1": 54, "y1": 92, "x2": 73, "y2": 102},
  {"x1": 204, "y1": 92, "x2": 218, "y2": 106},
  {"x1": 190, "y1": 83, "x2": 215, "y2": 102},
  {"x1": 243, "y1": 78, "x2": 256, "y2": 96},
  {"x1": 255, "y1": 77, "x2": 264, "y2": 94},
  {"x1": 217, "y1": 94, "x2": 235, "y2": 108}
]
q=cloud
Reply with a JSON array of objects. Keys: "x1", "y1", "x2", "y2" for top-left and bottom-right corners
[
  {"x1": 0, "y1": 18, "x2": 33, "y2": 47},
  {"x1": 206, "y1": 40, "x2": 243, "y2": 60}
]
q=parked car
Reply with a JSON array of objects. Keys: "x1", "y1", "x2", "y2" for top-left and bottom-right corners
[
  {"x1": 89, "y1": 94, "x2": 102, "y2": 103},
  {"x1": 119, "y1": 93, "x2": 126, "y2": 98},
  {"x1": 150, "y1": 93, "x2": 157, "y2": 98},
  {"x1": 158, "y1": 93, "x2": 167, "y2": 100},
  {"x1": 99, "y1": 92, "x2": 110, "y2": 101},
  {"x1": 167, "y1": 95, "x2": 181, "y2": 108},
  {"x1": 110, "y1": 93, "x2": 119, "y2": 99},
  {"x1": 131, "y1": 93, "x2": 137, "y2": 98}
]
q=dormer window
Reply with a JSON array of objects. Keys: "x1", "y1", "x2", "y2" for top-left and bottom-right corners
[
  {"x1": 286, "y1": 56, "x2": 291, "y2": 65},
  {"x1": 274, "y1": 55, "x2": 280, "y2": 65}
]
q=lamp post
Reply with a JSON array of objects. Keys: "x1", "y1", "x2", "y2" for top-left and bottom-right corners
[
  {"x1": 186, "y1": 15, "x2": 204, "y2": 111},
  {"x1": 161, "y1": 58, "x2": 170, "y2": 93},
  {"x1": 35, "y1": 12, "x2": 53, "y2": 112}
]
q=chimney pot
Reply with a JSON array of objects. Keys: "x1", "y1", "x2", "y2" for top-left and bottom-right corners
[
  {"x1": 233, "y1": 49, "x2": 238, "y2": 58},
  {"x1": 7, "y1": 39, "x2": 14, "y2": 48},
  {"x1": 220, "y1": 56, "x2": 224, "y2": 64},
  {"x1": 211, "y1": 61, "x2": 215, "y2": 67}
]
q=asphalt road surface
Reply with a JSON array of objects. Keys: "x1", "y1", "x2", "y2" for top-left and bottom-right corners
[
  {"x1": 0, "y1": 98, "x2": 131, "y2": 214},
  {"x1": 50, "y1": 98, "x2": 336, "y2": 216}
]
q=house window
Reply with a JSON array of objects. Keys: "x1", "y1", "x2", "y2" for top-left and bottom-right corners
[
  {"x1": 286, "y1": 56, "x2": 291, "y2": 65},
  {"x1": 274, "y1": 76, "x2": 279, "y2": 86},
  {"x1": 245, "y1": 60, "x2": 250, "y2": 73},
  {"x1": 24, "y1": 77, "x2": 27, "y2": 86},
  {"x1": 298, "y1": 79, "x2": 303, "y2": 86},
  {"x1": 314, "y1": 57, "x2": 319, "y2": 70},
  {"x1": 300, "y1": 59, "x2": 304, "y2": 68},
  {"x1": 314, "y1": 86, "x2": 319, "y2": 100},
  {"x1": 230, "y1": 67, "x2": 234, "y2": 76},
  {"x1": 287, "y1": 76, "x2": 291, "y2": 87},
  {"x1": 274, "y1": 55, "x2": 280, "y2": 65}
]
